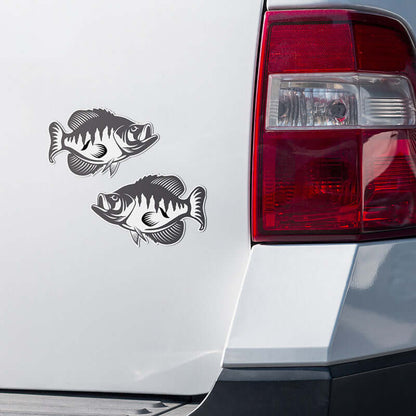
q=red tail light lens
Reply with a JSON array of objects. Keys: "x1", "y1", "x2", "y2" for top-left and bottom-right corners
[
  {"x1": 363, "y1": 130, "x2": 416, "y2": 231},
  {"x1": 261, "y1": 131, "x2": 360, "y2": 236},
  {"x1": 252, "y1": 10, "x2": 416, "y2": 243},
  {"x1": 268, "y1": 21, "x2": 355, "y2": 73}
]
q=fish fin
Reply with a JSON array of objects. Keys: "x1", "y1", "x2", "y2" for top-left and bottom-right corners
[
  {"x1": 150, "y1": 175, "x2": 185, "y2": 197},
  {"x1": 147, "y1": 221, "x2": 185, "y2": 245},
  {"x1": 109, "y1": 162, "x2": 120, "y2": 177},
  {"x1": 102, "y1": 160, "x2": 112, "y2": 173},
  {"x1": 101, "y1": 160, "x2": 118, "y2": 175},
  {"x1": 92, "y1": 108, "x2": 115, "y2": 118},
  {"x1": 91, "y1": 144, "x2": 107, "y2": 158},
  {"x1": 67, "y1": 110, "x2": 100, "y2": 130},
  {"x1": 130, "y1": 228, "x2": 148, "y2": 246},
  {"x1": 48, "y1": 122, "x2": 65, "y2": 163},
  {"x1": 81, "y1": 140, "x2": 107, "y2": 158},
  {"x1": 130, "y1": 230, "x2": 140, "y2": 245},
  {"x1": 67, "y1": 154, "x2": 100, "y2": 176},
  {"x1": 142, "y1": 212, "x2": 159, "y2": 227},
  {"x1": 138, "y1": 230, "x2": 149, "y2": 243},
  {"x1": 188, "y1": 186, "x2": 207, "y2": 231}
]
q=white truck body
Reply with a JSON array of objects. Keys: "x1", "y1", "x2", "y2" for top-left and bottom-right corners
[
  {"x1": 0, "y1": 0, "x2": 261, "y2": 395},
  {"x1": 1, "y1": 1, "x2": 416, "y2": 414}
]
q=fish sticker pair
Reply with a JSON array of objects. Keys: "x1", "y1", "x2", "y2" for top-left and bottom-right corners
[{"x1": 49, "y1": 109, "x2": 207, "y2": 246}]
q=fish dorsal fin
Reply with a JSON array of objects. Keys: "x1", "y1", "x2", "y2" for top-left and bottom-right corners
[
  {"x1": 92, "y1": 108, "x2": 115, "y2": 118},
  {"x1": 67, "y1": 154, "x2": 100, "y2": 176},
  {"x1": 147, "y1": 221, "x2": 185, "y2": 245},
  {"x1": 68, "y1": 110, "x2": 100, "y2": 130},
  {"x1": 151, "y1": 176, "x2": 185, "y2": 197}
]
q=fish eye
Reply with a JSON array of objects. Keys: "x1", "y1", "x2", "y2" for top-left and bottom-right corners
[
  {"x1": 130, "y1": 125, "x2": 138, "y2": 132},
  {"x1": 111, "y1": 195, "x2": 119, "y2": 201}
]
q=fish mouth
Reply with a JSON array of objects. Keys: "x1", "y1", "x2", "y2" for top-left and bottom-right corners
[
  {"x1": 129, "y1": 128, "x2": 159, "y2": 154},
  {"x1": 92, "y1": 193, "x2": 111, "y2": 212},
  {"x1": 139, "y1": 124, "x2": 158, "y2": 143}
]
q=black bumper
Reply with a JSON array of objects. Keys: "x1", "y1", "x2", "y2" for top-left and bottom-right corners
[{"x1": 192, "y1": 350, "x2": 416, "y2": 415}]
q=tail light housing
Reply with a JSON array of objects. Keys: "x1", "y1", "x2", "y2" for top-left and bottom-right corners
[{"x1": 252, "y1": 9, "x2": 416, "y2": 243}]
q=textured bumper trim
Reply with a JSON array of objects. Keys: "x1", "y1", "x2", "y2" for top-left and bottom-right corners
[{"x1": 192, "y1": 349, "x2": 416, "y2": 416}]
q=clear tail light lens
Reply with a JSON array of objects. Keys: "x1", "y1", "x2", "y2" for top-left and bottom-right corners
[
  {"x1": 266, "y1": 74, "x2": 416, "y2": 129},
  {"x1": 252, "y1": 9, "x2": 416, "y2": 243}
]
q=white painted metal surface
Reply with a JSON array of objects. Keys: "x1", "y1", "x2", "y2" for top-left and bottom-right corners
[
  {"x1": 2, "y1": 0, "x2": 416, "y2": 399},
  {"x1": 0, "y1": 0, "x2": 262, "y2": 394},
  {"x1": 224, "y1": 244, "x2": 356, "y2": 366},
  {"x1": 330, "y1": 239, "x2": 416, "y2": 363},
  {"x1": 225, "y1": 239, "x2": 416, "y2": 366}
]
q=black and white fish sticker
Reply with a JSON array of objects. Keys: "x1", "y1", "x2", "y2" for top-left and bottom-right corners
[
  {"x1": 49, "y1": 109, "x2": 159, "y2": 177},
  {"x1": 91, "y1": 175, "x2": 207, "y2": 246}
]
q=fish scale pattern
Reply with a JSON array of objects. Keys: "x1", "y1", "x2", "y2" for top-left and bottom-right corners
[{"x1": 0, "y1": 393, "x2": 190, "y2": 416}]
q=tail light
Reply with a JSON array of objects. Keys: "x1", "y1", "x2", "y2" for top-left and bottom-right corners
[{"x1": 252, "y1": 9, "x2": 416, "y2": 243}]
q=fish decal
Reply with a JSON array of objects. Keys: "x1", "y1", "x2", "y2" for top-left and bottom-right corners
[
  {"x1": 48, "y1": 109, "x2": 159, "y2": 177},
  {"x1": 91, "y1": 175, "x2": 207, "y2": 246}
]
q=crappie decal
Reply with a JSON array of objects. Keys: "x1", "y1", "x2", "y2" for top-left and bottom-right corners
[
  {"x1": 48, "y1": 109, "x2": 159, "y2": 177},
  {"x1": 91, "y1": 175, "x2": 207, "y2": 246}
]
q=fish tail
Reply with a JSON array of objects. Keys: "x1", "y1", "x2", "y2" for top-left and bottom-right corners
[
  {"x1": 188, "y1": 186, "x2": 207, "y2": 231},
  {"x1": 48, "y1": 122, "x2": 65, "y2": 163}
]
